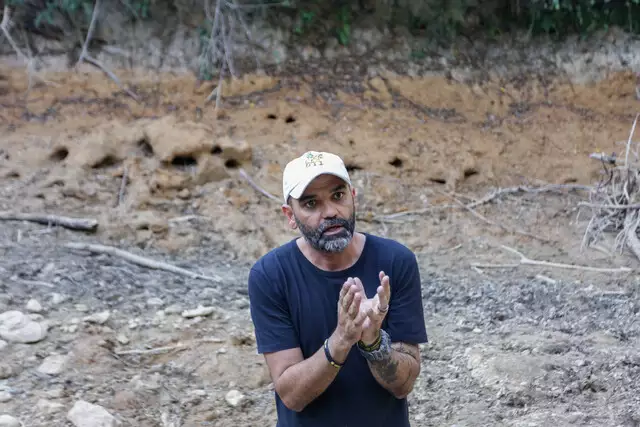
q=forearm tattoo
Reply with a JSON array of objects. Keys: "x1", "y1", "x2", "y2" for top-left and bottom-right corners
[{"x1": 369, "y1": 342, "x2": 420, "y2": 384}]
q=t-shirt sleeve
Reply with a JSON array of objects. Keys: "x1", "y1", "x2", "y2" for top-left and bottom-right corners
[
  {"x1": 248, "y1": 266, "x2": 300, "y2": 354},
  {"x1": 385, "y1": 251, "x2": 428, "y2": 345}
]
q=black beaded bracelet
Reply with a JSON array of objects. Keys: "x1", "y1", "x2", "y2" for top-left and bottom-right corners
[{"x1": 324, "y1": 338, "x2": 343, "y2": 369}]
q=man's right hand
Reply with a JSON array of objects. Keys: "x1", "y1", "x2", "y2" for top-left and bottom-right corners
[{"x1": 328, "y1": 278, "x2": 368, "y2": 364}]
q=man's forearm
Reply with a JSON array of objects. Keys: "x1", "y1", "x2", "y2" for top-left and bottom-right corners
[
  {"x1": 275, "y1": 333, "x2": 351, "y2": 412},
  {"x1": 367, "y1": 342, "x2": 421, "y2": 399}
]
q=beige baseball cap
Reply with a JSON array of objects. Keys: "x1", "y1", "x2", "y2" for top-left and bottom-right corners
[{"x1": 282, "y1": 151, "x2": 352, "y2": 204}]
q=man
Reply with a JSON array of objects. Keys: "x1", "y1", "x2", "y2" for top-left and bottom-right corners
[{"x1": 248, "y1": 151, "x2": 428, "y2": 427}]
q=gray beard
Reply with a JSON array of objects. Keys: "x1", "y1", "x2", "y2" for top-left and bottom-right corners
[{"x1": 295, "y1": 211, "x2": 356, "y2": 253}]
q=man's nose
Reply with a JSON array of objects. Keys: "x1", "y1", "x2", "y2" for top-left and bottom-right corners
[{"x1": 323, "y1": 202, "x2": 339, "y2": 218}]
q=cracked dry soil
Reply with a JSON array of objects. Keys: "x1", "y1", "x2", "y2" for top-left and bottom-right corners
[{"x1": 1, "y1": 63, "x2": 640, "y2": 427}]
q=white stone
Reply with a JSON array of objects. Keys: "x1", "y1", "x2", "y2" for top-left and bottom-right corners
[
  {"x1": 83, "y1": 311, "x2": 110, "y2": 325},
  {"x1": 0, "y1": 391, "x2": 11, "y2": 402},
  {"x1": 37, "y1": 398, "x2": 65, "y2": 414},
  {"x1": 26, "y1": 299, "x2": 43, "y2": 313},
  {"x1": 67, "y1": 400, "x2": 119, "y2": 427},
  {"x1": 181, "y1": 306, "x2": 215, "y2": 318},
  {"x1": 225, "y1": 389, "x2": 245, "y2": 407},
  {"x1": 0, "y1": 310, "x2": 47, "y2": 343},
  {"x1": 37, "y1": 354, "x2": 69, "y2": 375}
]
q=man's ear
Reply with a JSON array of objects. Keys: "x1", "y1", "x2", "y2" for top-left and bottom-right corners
[{"x1": 282, "y1": 204, "x2": 298, "y2": 229}]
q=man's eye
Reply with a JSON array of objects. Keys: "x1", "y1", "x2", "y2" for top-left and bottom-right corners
[
  {"x1": 333, "y1": 192, "x2": 344, "y2": 200},
  {"x1": 305, "y1": 200, "x2": 316, "y2": 208}
]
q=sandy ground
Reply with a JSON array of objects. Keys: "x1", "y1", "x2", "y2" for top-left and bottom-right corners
[{"x1": 1, "y1": 62, "x2": 640, "y2": 426}]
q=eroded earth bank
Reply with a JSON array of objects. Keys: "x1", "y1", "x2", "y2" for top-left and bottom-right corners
[{"x1": 1, "y1": 37, "x2": 640, "y2": 426}]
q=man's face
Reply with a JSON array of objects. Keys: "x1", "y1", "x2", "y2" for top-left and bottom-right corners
[{"x1": 287, "y1": 174, "x2": 356, "y2": 253}]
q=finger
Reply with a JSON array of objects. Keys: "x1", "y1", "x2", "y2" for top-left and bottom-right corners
[
  {"x1": 379, "y1": 270, "x2": 385, "y2": 282},
  {"x1": 353, "y1": 277, "x2": 365, "y2": 293},
  {"x1": 349, "y1": 293, "x2": 362, "y2": 318},
  {"x1": 342, "y1": 284, "x2": 356, "y2": 311},
  {"x1": 339, "y1": 280, "x2": 351, "y2": 301},
  {"x1": 354, "y1": 305, "x2": 371, "y2": 326}
]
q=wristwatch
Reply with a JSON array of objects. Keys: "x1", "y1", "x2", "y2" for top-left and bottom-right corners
[{"x1": 358, "y1": 329, "x2": 392, "y2": 361}]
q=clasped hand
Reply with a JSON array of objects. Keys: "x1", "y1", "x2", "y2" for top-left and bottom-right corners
[{"x1": 336, "y1": 271, "x2": 391, "y2": 347}]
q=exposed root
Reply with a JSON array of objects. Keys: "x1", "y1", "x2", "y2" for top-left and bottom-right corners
[{"x1": 581, "y1": 113, "x2": 640, "y2": 263}]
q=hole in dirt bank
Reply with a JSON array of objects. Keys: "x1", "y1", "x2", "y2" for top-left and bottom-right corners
[
  {"x1": 138, "y1": 138, "x2": 154, "y2": 157},
  {"x1": 6, "y1": 171, "x2": 20, "y2": 179},
  {"x1": 266, "y1": 114, "x2": 277, "y2": 120},
  {"x1": 49, "y1": 147, "x2": 69, "y2": 162},
  {"x1": 429, "y1": 178, "x2": 446, "y2": 185},
  {"x1": 464, "y1": 167, "x2": 478, "y2": 178},
  {"x1": 345, "y1": 163, "x2": 363, "y2": 173},
  {"x1": 225, "y1": 158, "x2": 240, "y2": 168},
  {"x1": 349, "y1": 139, "x2": 354, "y2": 146},
  {"x1": 389, "y1": 157, "x2": 403, "y2": 168},
  {"x1": 92, "y1": 155, "x2": 119, "y2": 169},
  {"x1": 211, "y1": 145, "x2": 222, "y2": 155},
  {"x1": 285, "y1": 115, "x2": 296, "y2": 124},
  {"x1": 171, "y1": 155, "x2": 197, "y2": 168}
]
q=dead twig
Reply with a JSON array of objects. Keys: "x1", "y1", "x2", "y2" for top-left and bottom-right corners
[
  {"x1": 441, "y1": 192, "x2": 551, "y2": 242},
  {"x1": 115, "y1": 344, "x2": 188, "y2": 356},
  {"x1": 238, "y1": 168, "x2": 280, "y2": 202},
  {"x1": 472, "y1": 245, "x2": 633, "y2": 273},
  {"x1": 64, "y1": 242, "x2": 222, "y2": 282},
  {"x1": 76, "y1": 0, "x2": 100, "y2": 67},
  {"x1": 0, "y1": 212, "x2": 98, "y2": 231}
]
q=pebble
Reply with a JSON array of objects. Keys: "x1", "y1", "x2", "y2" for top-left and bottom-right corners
[
  {"x1": 0, "y1": 310, "x2": 48, "y2": 343},
  {"x1": 26, "y1": 299, "x2": 43, "y2": 313},
  {"x1": 182, "y1": 306, "x2": 215, "y2": 318},
  {"x1": 146, "y1": 297, "x2": 164, "y2": 307},
  {"x1": 83, "y1": 311, "x2": 110, "y2": 325},
  {"x1": 37, "y1": 354, "x2": 69, "y2": 375},
  {"x1": 67, "y1": 400, "x2": 119, "y2": 427},
  {"x1": 225, "y1": 390, "x2": 245, "y2": 407},
  {"x1": 0, "y1": 391, "x2": 11, "y2": 402}
]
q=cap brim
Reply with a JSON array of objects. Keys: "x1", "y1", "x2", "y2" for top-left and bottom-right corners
[{"x1": 288, "y1": 171, "x2": 351, "y2": 201}]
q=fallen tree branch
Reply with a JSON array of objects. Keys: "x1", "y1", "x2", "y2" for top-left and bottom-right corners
[
  {"x1": 83, "y1": 55, "x2": 140, "y2": 102},
  {"x1": 442, "y1": 192, "x2": 551, "y2": 242},
  {"x1": 471, "y1": 245, "x2": 633, "y2": 273},
  {"x1": 238, "y1": 168, "x2": 280, "y2": 202},
  {"x1": 115, "y1": 344, "x2": 188, "y2": 356},
  {"x1": 370, "y1": 184, "x2": 590, "y2": 222},
  {"x1": 64, "y1": 242, "x2": 222, "y2": 282},
  {"x1": 76, "y1": 0, "x2": 101, "y2": 67},
  {"x1": 0, "y1": 212, "x2": 98, "y2": 231}
]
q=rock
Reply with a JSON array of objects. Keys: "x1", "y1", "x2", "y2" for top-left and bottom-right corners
[
  {"x1": 67, "y1": 400, "x2": 119, "y2": 427},
  {"x1": 116, "y1": 334, "x2": 129, "y2": 345},
  {"x1": 50, "y1": 293, "x2": 67, "y2": 305},
  {"x1": 0, "y1": 340, "x2": 7, "y2": 351},
  {"x1": 0, "y1": 391, "x2": 11, "y2": 402},
  {"x1": 37, "y1": 354, "x2": 69, "y2": 375},
  {"x1": 26, "y1": 299, "x2": 43, "y2": 313},
  {"x1": 37, "y1": 398, "x2": 65, "y2": 414},
  {"x1": 0, "y1": 415, "x2": 20, "y2": 427},
  {"x1": 146, "y1": 297, "x2": 164, "y2": 308},
  {"x1": 0, "y1": 310, "x2": 48, "y2": 343},
  {"x1": 0, "y1": 363, "x2": 14, "y2": 379},
  {"x1": 83, "y1": 311, "x2": 110, "y2": 325},
  {"x1": 225, "y1": 390, "x2": 245, "y2": 407},
  {"x1": 182, "y1": 306, "x2": 215, "y2": 318}
]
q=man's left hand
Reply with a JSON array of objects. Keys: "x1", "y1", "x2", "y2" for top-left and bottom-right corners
[{"x1": 352, "y1": 271, "x2": 391, "y2": 346}]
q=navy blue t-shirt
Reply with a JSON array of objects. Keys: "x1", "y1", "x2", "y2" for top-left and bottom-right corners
[{"x1": 248, "y1": 233, "x2": 428, "y2": 427}]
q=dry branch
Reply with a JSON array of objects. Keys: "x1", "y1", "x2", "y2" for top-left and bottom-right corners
[
  {"x1": 64, "y1": 242, "x2": 222, "y2": 282},
  {"x1": 582, "y1": 114, "x2": 640, "y2": 262},
  {"x1": 115, "y1": 344, "x2": 188, "y2": 356},
  {"x1": 471, "y1": 245, "x2": 633, "y2": 273},
  {"x1": 238, "y1": 168, "x2": 280, "y2": 202},
  {"x1": 0, "y1": 212, "x2": 98, "y2": 231}
]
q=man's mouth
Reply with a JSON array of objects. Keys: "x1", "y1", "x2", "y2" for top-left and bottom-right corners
[{"x1": 323, "y1": 225, "x2": 344, "y2": 234}]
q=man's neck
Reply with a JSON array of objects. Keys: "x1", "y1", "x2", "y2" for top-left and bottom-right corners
[{"x1": 298, "y1": 232, "x2": 366, "y2": 272}]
